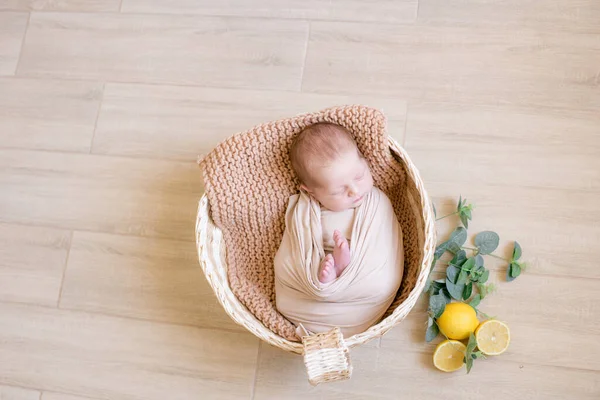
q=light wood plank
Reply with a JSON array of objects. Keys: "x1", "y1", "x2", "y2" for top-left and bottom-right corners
[
  {"x1": 18, "y1": 13, "x2": 308, "y2": 90},
  {"x1": 0, "y1": 150, "x2": 202, "y2": 241},
  {"x1": 0, "y1": 303, "x2": 259, "y2": 399},
  {"x1": 0, "y1": 12, "x2": 28, "y2": 76},
  {"x1": 0, "y1": 0, "x2": 120, "y2": 12},
  {"x1": 0, "y1": 78, "x2": 103, "y2": 152},
  {"x1": 254, "y1": 340, "x2": 600, "y2": 399},
  {"x1": 0, "y1": 385, "x2": 40, "y2": 400},
  {"x1": 42, "y1": 392, "x2": 99, "y2": 400},
  {"x1": 302, "y1": 22, "x2": 600, "y2": 110},
  {"x1": 121, "y1": 0, "x2": 417, "y2": 23},
  {"x1": 0, "y1": 223, "x2": 70, "y2": 306},
  {"x1": 418, "y1": 0, "x2": 600, "y2": 31},
  {"x1": 92, "y1": 83, "x2": 408, "y2": 160},
  {"x1": 406, "y1": 103, "x2": 600, "y2": 161},
  {"x1": 60, "y1": 231, "x2": 241, "y2": 331},
  {"x1": 381, "y1": 273, "x2": 600, "y2": 371}
]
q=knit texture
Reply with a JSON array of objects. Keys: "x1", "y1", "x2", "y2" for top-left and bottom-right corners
[{"x1": 200, "y1": 105, "x2": 421, "y2": 341}]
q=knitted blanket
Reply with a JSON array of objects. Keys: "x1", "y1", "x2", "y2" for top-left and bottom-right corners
[{"x1": 199, "y1": 105, "x2": 419, "y2": 341}]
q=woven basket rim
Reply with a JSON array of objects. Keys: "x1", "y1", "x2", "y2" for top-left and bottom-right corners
[{"x1": 195, "y1": 136, "x2": 436, "y2": 354}]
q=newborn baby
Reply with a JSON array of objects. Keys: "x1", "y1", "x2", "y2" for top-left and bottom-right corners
[
  {"x1": 292, "y1": 123, "x2": 373, "y2": 284},
  {"x1": 274, "y1": 122, "x2": 404, "y2": 338}
]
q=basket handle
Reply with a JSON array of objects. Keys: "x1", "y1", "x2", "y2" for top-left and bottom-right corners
[{"x1": 301, "y1": 327, "x2": 353, "y2": 385}]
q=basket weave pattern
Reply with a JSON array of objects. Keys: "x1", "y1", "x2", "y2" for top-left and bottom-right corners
[{"x1": 196, "y1": 106, "x2": 435, "y2": 360}]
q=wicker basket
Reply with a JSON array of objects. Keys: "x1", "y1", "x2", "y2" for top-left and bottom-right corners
[{"x1": 196, "y1": 135, "x2": 435, "y2": 385}]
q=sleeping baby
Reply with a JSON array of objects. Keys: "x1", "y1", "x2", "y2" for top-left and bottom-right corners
[{"x1": 274, "y1": 122, "x2": 404, "y2": 338}]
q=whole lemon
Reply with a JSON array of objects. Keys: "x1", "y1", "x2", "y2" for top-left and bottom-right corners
[{"x1": 436, "y1": 302, "x2": 479, "y2": 340}]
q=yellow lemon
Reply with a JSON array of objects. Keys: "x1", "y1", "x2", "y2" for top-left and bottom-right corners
[
  {"x1": 433, "y1": 340, "x2": 466, "y2": 372},
  {"x1": 475, "y1": 320, "x2": 511, "y2": 355},
  {"x1": 436, "y1": 302, "x2": 479, "y2": 340}
]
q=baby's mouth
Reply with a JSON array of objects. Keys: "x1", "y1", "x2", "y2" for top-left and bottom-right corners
[{"x1": 353, "y1": 195, "x2": 364, "y2": 203}]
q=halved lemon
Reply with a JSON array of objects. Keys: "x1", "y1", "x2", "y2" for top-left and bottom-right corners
[
  {"x1": 475, "y1": 320, "x2": 511, "y2": 355},
  {"x1": 433, "y1": 340, "x2": 466, "y2": 372}
]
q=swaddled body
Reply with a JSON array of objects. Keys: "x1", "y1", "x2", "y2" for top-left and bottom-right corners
[
  {"x1": 275, "y1": 186, "x2": 403, "y2": 337},
  {"x1": 274, "y1": 123, "x2": 404, "y2": 338}
]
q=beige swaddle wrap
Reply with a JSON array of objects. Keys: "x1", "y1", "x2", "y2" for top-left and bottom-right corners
[{"x1": 274, "y1": 187, "x2": 404, "y2": 339}]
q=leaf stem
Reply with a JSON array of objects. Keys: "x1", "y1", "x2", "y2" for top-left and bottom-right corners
[
  {"x1": 474, "y1": 308, "x2": 493, "y2": 320},
  {"x1": 435, "y1": 211, "x2": 458, "y2": 221},
  {"x1": 461, "y1": 246, "x2": 510, "y2": 262},
  {"x1": 486, "y1": 253, "x2": 511, "y2": 262}
]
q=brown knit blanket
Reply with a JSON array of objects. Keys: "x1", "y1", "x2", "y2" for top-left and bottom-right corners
[{"x1": 199, "y1": 105, "x2": 419, "y2": 341}]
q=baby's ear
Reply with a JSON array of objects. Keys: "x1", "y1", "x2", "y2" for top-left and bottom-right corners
[{"x1": 300, "y1": 184, "x2": 312, "y2": 194}]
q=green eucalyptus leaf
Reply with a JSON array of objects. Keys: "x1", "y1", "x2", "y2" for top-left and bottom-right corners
[
  {"x1": 449, "y1": 227, "x2": 468, "y2": 247},
  {"x1": 469, "y1": 270, "x2": 479, "y2": 283},
  {"x1": 464, "y1": 332, "x2": 477, "y2": 373},
  {"x1": 457, "y1": 195, "x2": 463, "y2": 212},
  {"x1": 474, "y1": 231, "x2": 500, "y2": 255},
  {"x1": 435, "y1": 227, "x2": 468, "y2": 259},
  {"x1": 451, "y1": 250, "x2": 467, "y2": 267},
  {"x1": 475, "y1": 254, "x2": 484, "y2": 268},
  {"x1": 460, "y1": 212, "x2": 469, "y2": 229},
  {"x1": 463, "y1": 282, "x2": 473, "y2": 300},
  {"x1": 512, "y1": 241, "x2": 522, "y2": 261},
  {"x1": 434, "y1": 243, "x2": 447, "y2": 260},
  {"x1": 446, "y1": 278, "x2": 465, "y2": 300},
  {"x1": 434, "y1": 247, "x2": 445, "y2": 260},
  {"x1": 429, "y1": 293, "x2": 447, "y2": 318},
  {"x1": 465, "y1": 355, "x2": 474, "y2": 374},
  {"x1": 426, "y1": 317, "x2": 440, "y2": 342},
  {"x1": 457, "y1": 269, "x2": 468, "y2": 285},
  {"x1": 432, "y1": 277, "x2": 449, "y2": 295},
  {"x1": 469, "y1": 294, "x2": 482, "y2": 308},
  {"x1": 466, "y1": 332, "x2": 477, "y2": 354},
  {"x1": 506, "y1": 263, "x2": 517, "y2": 282},
  {"x1": 446, "y1": 265, "x2": 460, "y2": 284},
  {"x1": 511, "y1": 262, "x2": 522, "y2": 278},
  {"x1": 433, "y1": 279, "x2": 446, "y2": 289},
  {"x1": 462, "y1": 257, "x2": 476, "y2": 272},
  {"x1": 479, "y1": 269, "x2": 490, "y2": 283},
  {"x1": 441, "y1": 288, "x2": 452, "y2": 304},
  {"x1": 447, "y1": 242, "x2": 462, "y2": 254},
  {"x1": 433, "y1": 203, "x2": 437, "y2": 218}
]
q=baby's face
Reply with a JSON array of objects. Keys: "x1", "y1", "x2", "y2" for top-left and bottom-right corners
[{"x1": 302, "y1": 149, "x2": 374, "y2": 212}]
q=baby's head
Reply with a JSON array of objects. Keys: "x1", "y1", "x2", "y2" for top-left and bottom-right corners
[{"x1": 290, "y1": 123, "x2": 373, "y2": 212}]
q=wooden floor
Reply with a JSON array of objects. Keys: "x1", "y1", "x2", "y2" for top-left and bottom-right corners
[{"x1": 1, "y1": 1, "x2": 599, "y2": 399}]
